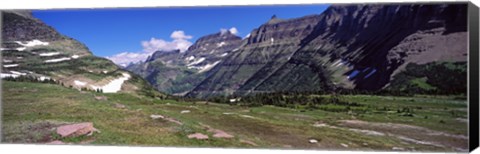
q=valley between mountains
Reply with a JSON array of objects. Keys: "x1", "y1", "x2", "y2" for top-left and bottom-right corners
[{"x1": 1, "y1": 3, "x2": 469, "y2": 152}]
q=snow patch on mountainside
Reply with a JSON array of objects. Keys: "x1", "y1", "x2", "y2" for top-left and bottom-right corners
[
  {"x1": 3, "y1": 64, "x2": 19, "y2": 68},
  {"x1": 90, "y1": 73, "x2": 131, "y2": 93},
  {"x1": 74, "y1": 80, "x2": 87, "y2": 86},
  {"x1": 10, "y1": 71, "x2": 27, "y2": 76},
  {"x1": 217, "y1": 42, "x2": 226, "y2": 47},
  {"x1": 187, "y1": 57, "x2": 206, "y2": 66},
  {"x1": 39, "y1": 52, "x2": 61, "y2": 56},
  {"x1": 198, "y1": 61, "x2": 221, "y2": 73},
  {"x1": 220, "y1": 53, "x2": 228, "y2": 57},
  {"x1": 186, "y1": 56, "x2": 195, "y2": 61},
  {"x1": 45, "y1": 57, "x2": 71, "y2": 63},
  {"x1": 15, "y1": 40, "x2": 49, "y2": 47},
  {"x1": 1, "y1": 73, "x2": 20, "y2": 78}
]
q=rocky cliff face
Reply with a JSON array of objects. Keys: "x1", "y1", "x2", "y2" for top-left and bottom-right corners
[
  {"x1": 2, "y1": 11, "x2": 63, "y2": 41},
  {"x1": 186, "y1": 3, "x2": 468, "y2": 98},
  {"x1": 1, "y1": 11, "x2": 159, "y2": 96},
  {"x1": 295, "y1": 4, "x2": 467, "y2": 91}
]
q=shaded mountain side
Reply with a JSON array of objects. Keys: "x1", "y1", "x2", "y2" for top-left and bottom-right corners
[
  {"x1": 386, "y1": 62, "x2": 467, "y2": 94},
  {"x1": 186, "y1": 3, "x2": 467, "y2": 98},
  {"x1": 187, "y1": 15, "x2": 323, "y2": 98},
  {"x1": 1, "y1": 11, "x2": 163, "y2": 97},
  {"x1": 293, "y1": 4, "x2": 468, "y2": 90}
]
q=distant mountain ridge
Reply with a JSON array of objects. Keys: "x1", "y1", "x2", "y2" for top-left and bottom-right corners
[{"x1": 126, "y1": 31, "x2": 243, "y2": 94}]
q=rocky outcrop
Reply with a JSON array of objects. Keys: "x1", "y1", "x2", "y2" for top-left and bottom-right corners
[
  {"x1": 2, "y1": 11, "x2": 64, "y2": 41},
  {"x1": 56, "y1": 122, "x2": 98, "y2": 137},
  {"x1": 187, "y1": 133, "x2": 209, "y2": 140}
]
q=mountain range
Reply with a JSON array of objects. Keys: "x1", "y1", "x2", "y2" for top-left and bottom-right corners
[{"x1": 126, "y1": 4, "x2": 468, "y2": 98}]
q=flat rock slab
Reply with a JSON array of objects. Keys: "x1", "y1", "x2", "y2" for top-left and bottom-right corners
[
  {"x1": 208, "y1": 129, "x2": 234, "y2": 138},
  {"x1": 56, "y1": 122, "x2": 97, "y2": 138},
  {"x1": 150, "y1": 114, "x2": 183, "y2": 125},
  {"x1": 94, "y1": 96, "x2": 107, "y2": 101},
  {"x1": 114, "y1": 103, "x2": 126, "y2": 109},
  {"x1": 150, "y1": 114, "x2": 165, "y2": 119},
  {"x1": 188, "y1": 133, "x2": 209, "y2": 140},
  {"x1": 240, "y1": 139, "x2": 258, "y2": 146},
  {"x1": 47, "y1": 140, "x2": 65, "y2": 145}
]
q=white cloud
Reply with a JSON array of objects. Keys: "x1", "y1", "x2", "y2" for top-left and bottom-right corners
[
  {"x1": 220, "y1": 27, "x2": 239, "y2": 35},
  {"x1": 107, "y1": 30, "x2": 193, "y2": 66},
  {"x1": 142, "y1": 30, "x2": 193, "y2": 53},
  {"x1": 229, "y1": 27, "x2": 238, "y2": 35},
  {"x1": 170, "y1": 30, "x2": 193, "y2": 40}
]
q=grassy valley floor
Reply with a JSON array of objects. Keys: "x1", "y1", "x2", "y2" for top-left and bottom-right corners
[{"x1": 1, "y1": 81, "x2": 468, "y2": 152}]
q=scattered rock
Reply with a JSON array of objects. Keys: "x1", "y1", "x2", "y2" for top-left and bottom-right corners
[
  {"x1": 150, "y1": 114, "x2": 165, "y2": 120},
  {"x1": 47, "y1": 140, "x2": 65, "y2": 144},
  {"x1": 308, "y1": 139, "x2": 318, "y2": 143},
  {"x1": 180, "y1": 110, "x2": 190, "y2": 114},
  {"x1": 313, "y1": 121, "x2": 328, "y2": 127},
  {"x1": 94, "y1": 95, "x2": 107, "y2": 101},
  {"x1": 240, "y1": 139, "x2": 258, "y2": 146},
  {"x1": 56, "y1": 122, "x2": 98, "y2": 138},
  {"x1": 341, "y1": 143, "x2": 349, "y2": 148},
  {"x1": 114, "y1": 103, "x2": 126, "y2": 109},
  {"x1": 222, "y1": 112, "x2": 235, "y2": 115},
  {"x1": 240, "y1": 114, "x2": 256, "y2": 119},
  {"x1": 282, "y1": 145, "x2": 293, "y2": 148},
  {"x1": 362, "y1": 143, "x2": 369, "y2": 146},
  {"x1": 392, "y1": 147, "x2": 405, "y2": 151},
  {"x1": 200, "y1": 123, "x2": 234, "y2": 139},
  {"x1": 150, "y1": 114, "x2": 183, "y2": 125},
  {"x1": 188, "y1": 133, "x2": 209, "y2": 140},
  {"x1": 165, "y1": 117, "x2": 183, "y2": 125},
  {"x1": 208, "y1": 129, "x2": 234, "y2": 139}
]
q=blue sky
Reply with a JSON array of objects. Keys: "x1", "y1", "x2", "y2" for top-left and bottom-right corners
[{"x1": 33, "y1": 4, "x2": 330, "y2": 66}]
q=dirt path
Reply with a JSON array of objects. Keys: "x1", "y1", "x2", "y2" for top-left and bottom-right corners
[{"x1": 334, "y1": 120, "x2": 468, "y2": 152}]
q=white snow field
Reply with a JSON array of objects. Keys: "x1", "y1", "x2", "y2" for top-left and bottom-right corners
[
  {"x1": 198, "y1": 61, "x2": 221, "y2": 73},
  {"x1": 39, "y1": 52, "x2": 61, "y2": 56},
  {"x1": 15, "y1": 40, "x2": 49, "y2": 47},
  {"x1": 3, "y1": 64, "x2": 19, "y2": 68},
  {"x1": 90, "y1": 73, "x2": 131, "y2": 93},
  {"x1": 74, "y1": 80, "x2": 87, "y2": 86}
]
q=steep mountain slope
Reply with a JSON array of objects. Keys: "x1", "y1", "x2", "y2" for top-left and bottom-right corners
[
  {"x1": 187, "y1": 15, "x2": 324, "y2": 98},
  {"x1": 187, "y1": 4, "x2": 467, "y2": 98},
  {"x1": 126, "y1": 31, "x2": 242, "y2": 95},
  {"x1": 1, "y1": 11, "x2": 160, "y2": 96},
  {"x1": 294, "y1": 4, "x2": 467, "y2": 91}
]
